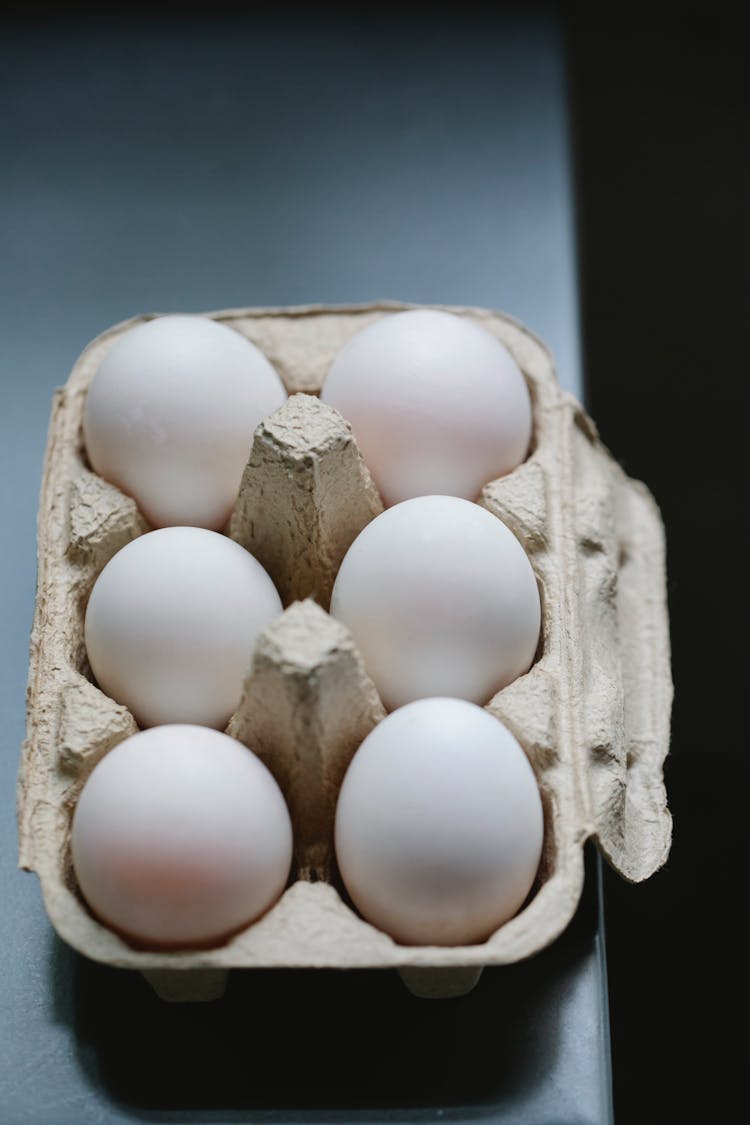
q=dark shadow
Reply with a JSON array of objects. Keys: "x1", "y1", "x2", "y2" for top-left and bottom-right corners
[
  {"x1": 564, "y1": 7, "x2": 747, "y2": 1120},
  {"x1": 48, "y1": 849, "x2": 604, "y2": 1121}
]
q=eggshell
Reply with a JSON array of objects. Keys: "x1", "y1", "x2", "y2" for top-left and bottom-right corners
[
  {"x1": 71, "y1": 726, "x2": 293, "y2": 948},
  {"x1": 83, "y1": 315, "x2": 287, "y2": 529},
  {"x1": 330, "y1": 495, "x2": 541, "y2": 710},
  {"x1": 85, "y1": 527, "x2": 282, "y2": 729},
  {"x1": 320, "y1": 308, "x2": 532, "y2": 505},
  {"x1": 335, "y1": 698, "x2": 544, "y2": 946}
]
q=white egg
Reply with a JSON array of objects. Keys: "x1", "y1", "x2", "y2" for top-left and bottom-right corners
[
  {"x1": 330, "y1": 495, "x2": 540, "y2": 710},
  {"x1": 85, "y1": 527, "x2": 282, "y2": 729},
  {"x1": 72, "y1": 726, "x2": 293, "y2": 948},
  {"x1": 84, "y1": 315, "x2": 287, "y2": 529},
  {"x1": 320, "y1": 309, "x2": 532, "y2": 506},
  {"x1": 335, "y1": 698, "x2": 544, "y2": 946}
]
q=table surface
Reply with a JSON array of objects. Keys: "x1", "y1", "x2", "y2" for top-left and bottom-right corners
[{"x1": 0, "y1": 13, "x2": 612, "y2": 1123}]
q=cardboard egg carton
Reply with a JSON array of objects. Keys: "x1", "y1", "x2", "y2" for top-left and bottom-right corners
[{"x1": 19, "y1": 302, "x2": 672, "y2": 1001}]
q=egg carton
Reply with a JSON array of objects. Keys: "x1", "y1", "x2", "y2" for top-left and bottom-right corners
[{"x1": 18, "y1": 301, "x2": 672, "y2": 1001}]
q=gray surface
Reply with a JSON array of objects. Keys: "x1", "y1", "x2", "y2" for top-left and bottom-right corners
[{"x1": 0, "y1": 14, "x2": 611, "y2": 1124}]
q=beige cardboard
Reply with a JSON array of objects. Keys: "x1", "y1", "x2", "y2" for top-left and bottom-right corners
[{"x1": 18, "y1": 302, "x2": 672, "y2": 999}]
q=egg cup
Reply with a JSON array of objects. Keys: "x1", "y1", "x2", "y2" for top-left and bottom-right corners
[{"x1": 19, "y1": 302, "x2": 672, "y2": 1000}]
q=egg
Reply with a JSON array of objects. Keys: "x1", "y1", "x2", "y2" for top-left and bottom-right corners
[
  {"x1": 72, "y1": 726, "x2": 293, "y2": 948},
  {"x1": 320, "y1": 309, "x2": 532, "y2": 506},
  {"x1": 85, "y1": 527, "x2": 282, "y2": 729},
  {"x1": 83, "y1": 315, "x2": 287, "y2": 529},
  {"x1": 330, "y1": 495, "x2": 540, "y2": 710},
  {"x1": 335, "y1": 698, "x2": 543, "y2": 946}
]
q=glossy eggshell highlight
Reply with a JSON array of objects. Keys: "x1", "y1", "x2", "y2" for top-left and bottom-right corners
[
  {"x1": 83, "y1": 315, "x2": 287, "y2": 529},
  {"x1": 320, "y1": 309, "x2": 532, "y2": 506},
  {"x1": 335, "y1": 698, "x2": 544, "y2": 946},
  {"x1": 71, "y1": 726, "x2": 293, "y2": 948},
  {"x1": 84, "y1": 527, "x2": 282, "y2": 729},
  {"x1": 329, "y1": 496, "x2": 541, "y2": 710}
]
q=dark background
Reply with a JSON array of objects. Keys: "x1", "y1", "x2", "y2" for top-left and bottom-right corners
[
  {"x1": 0, "y1": 12, "x2": 606, "y2": 1125},
  {"x1": 565, "y1": 8, "x2": 747, "y2": 1120},
  {"x1": 2, "y1": 5, "x2": 746, "y2": 1121}
]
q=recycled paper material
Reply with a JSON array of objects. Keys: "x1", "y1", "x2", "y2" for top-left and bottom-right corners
[{"x1": 19, "y1": 302, "x2": 672, "y2": 998}]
